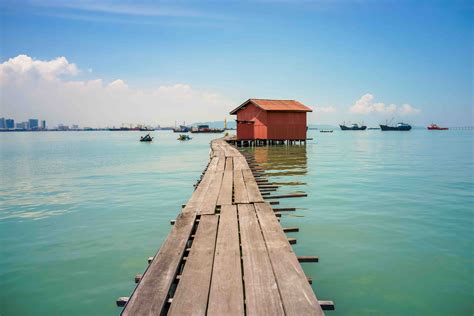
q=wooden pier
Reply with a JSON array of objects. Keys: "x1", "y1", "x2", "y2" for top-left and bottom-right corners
[{"x1": 119, "y1": 138, "x2": 331, "y2": 315}]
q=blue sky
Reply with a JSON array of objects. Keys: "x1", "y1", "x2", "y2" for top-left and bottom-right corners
[{"x1": 0, "y1": 0, "x2": 472, "y2": 127}]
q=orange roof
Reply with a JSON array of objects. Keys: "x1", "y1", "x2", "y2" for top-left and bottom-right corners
[{"x1": 229, "y1": 99, "x2": 312, "y2": 114}]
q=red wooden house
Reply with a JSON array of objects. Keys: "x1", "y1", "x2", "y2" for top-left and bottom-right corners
[{"x1": 229, "y1": 99, "x2": 312, "y2": 141}]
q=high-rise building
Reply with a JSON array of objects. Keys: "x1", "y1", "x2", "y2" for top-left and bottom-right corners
[
  {"x1": 0, "y1": 118, "x2": 5, "y2": 129},
  {"x1": 41, "y1": 120, "x2": 46, "y2": 129},
  {"x1": 29, "y1": 119, "x2": 39, "y2": 130},
  {"x1": 6, "y1": 119, "x2": 14, "y2": 129}
]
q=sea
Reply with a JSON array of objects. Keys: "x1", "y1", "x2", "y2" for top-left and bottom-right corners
[{"x1": 0, "y1": 129, "x2": 472, "y2": 315}]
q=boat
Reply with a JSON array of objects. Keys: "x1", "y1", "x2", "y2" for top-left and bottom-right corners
[
  {"x1": 427, "y1": 124, "x2": 448, "y2": 130},
  {"x1": 139, "y1": 133, "x2": 153, "y2": 142},
  {"x1": 190, "y1": 125, "x2": 224, "y2": 133},
  {"x1": 368, "y1": 127, "x2": 380, "y2": 130},
  {"x1": 173, "y1": 125, "x2": 190, "y2": 133},
  {"x1": 178, "y1": 134, "x2": 192, "y2": 141},
  {"x1": 139, "y1": 127, "x2": 155, "y2": 131},
  {"x1": 109, "y1": 127, "x2": 130, "y2": 131},
  {"x1": 320, "y1": 130, "x2": 333, "y2": 133},
  {"x1": 380, "y1": 122, "x2": 412, "y2": 131},
  {"x1": 339, "y1": 123, "x2": 367, "y2": 130}
]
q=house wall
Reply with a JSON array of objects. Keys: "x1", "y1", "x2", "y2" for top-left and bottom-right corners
[
  {"x1": 266, "y1": 112, "x2": 307, "y2": 140},
  {"x1": 236, "y1": 103, "x2": 267, "y2": 140},
  {"x1": 235, "y1": 104, "x2": 308, "y2": 140}
]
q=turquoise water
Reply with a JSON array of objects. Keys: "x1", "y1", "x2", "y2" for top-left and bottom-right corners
[{"x1": 1, "y1": 130, "x2": 473, "y2": 315}]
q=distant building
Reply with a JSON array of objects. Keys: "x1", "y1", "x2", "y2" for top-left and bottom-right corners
[
  {"x1": 6, "y1": 119, "x2": 14, "y2": 129},
  {"x1": 58, "y1": 124, "x2": 69, "y2": 131},
  {"x1": 16, "y1": 122, "x2": 29, "y2": 129},
  {"x1": 41, "y1": 120, "x2": 46, "y2": 129},
  {"x1": 29, "y1": 119, "x2": 39, "y2": 130},
  {"x1": 0, "y1": 118, "x2": 5, "y2": 129},
  {"x1": 72, "y1": 124, "x2": 79, "y2": 130},
  {"x1": 229, "y1": 99, "x2": 312, "y2": 141}
]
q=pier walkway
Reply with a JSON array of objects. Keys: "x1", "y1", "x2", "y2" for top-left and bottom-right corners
[{"x1": 120, "y1": 138, "x2": 327, "y2": 315}]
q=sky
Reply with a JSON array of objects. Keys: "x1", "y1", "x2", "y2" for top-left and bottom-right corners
[{"x1": 0, "y1": 0, "x2": 472, "y2": 127}]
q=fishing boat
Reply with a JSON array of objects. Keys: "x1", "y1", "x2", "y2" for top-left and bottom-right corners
[
  {"x1": 339, "y1": 123, "x2": 367, "y2": 130},
  {"x1": 427, "y1": 124, "x2": 448, "y2": 130},
  {"x1": 380, "y1": 122, "x2": 412, "y2": 131},
  {"x1": 139, "y1": 134, "x2": 153, "y2": 142},
  {"x1": 178, "y1": 134, "x2": 192, "y2": 141},
  {"x1": 190, "y1": 125, "x2": 224, "y2": 133}
]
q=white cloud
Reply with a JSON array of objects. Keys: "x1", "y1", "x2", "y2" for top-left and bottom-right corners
[
  {"x1": 0, "y1": 54, "x2": 78, "y2": 83},
  {"x1": 349, "y1": 93, "x2": 420, "y2": 116},
  {"x1": 107, "y1": 79, "x2": 128, "y2": 90},
  {"x1": 0, "y1": 54, "x2": 233, "y2": 127},
  {"x1": 399, "y1": 103, "x2": 421, "y2": 115},
  {"x1": 313, "y1": 106, "x2": 336, "y2": 113}
]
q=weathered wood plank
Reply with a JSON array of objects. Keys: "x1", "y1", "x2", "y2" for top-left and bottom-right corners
[
  {"x1": 254, "y1": 202, "x2": 324, "y2": 315},
  {"x1": 233, "y1": 156, "x2": 249, "y2": 170},
  {"x1": 208, "y1": 205, "x2": 244, "y2": 315},
  {"x1": 200, "y1": 171, "x2": 224, "y2": 215},
  {"x1": 242, "y1": 169, "x2": 264, "y2": 203},
  {"x1": 233, "y1": 170, "x2": 249, "y2": 204},
  {"x1": 225, "y1": 157, "x2": 233, "y2": 171},
  {"x1": 121, "y1": 212, "x2": 196, "y2": 316},
  {"x1": 168, "y1": 215, "x2": 219, "y2": 316},
  {"x1": 238, "y1": 204, "x2": 284, "y2": 315},
  {"x1": 217, "y1": 170, "x2": 233, "y2": 206}
]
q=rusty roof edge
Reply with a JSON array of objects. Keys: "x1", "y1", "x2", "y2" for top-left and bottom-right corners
[
  {"x1": 229, "y1": 98, "x2": 312, "y2": 114},
  {"x1": 229, "y1": 98, "x2": 254, "y2": 115}
]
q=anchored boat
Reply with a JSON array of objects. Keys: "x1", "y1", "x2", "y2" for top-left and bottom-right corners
[
  {"x1": 173, "y1": 125, "x2": 190, "y2": 133},
  {"x1": 339, "y1": 123, "x2": 367, "y2": 130},
  {"x1": 139, "y1": 134, "x2": 153, "y2": 142},
  {"x1": 427, "y1": 124, "x2": 448, "y2": 130},
  {"x1": 178, "y1": 134, "x2": 192, "y2": 141},
  {"x1": 190, "y1": 125, "x2": 224, "y2": 133},
  {"x1": 380, "y1": 122, "x2": 412, "y2": 131}
]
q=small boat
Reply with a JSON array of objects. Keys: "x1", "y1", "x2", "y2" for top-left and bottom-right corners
[
  {"x1": 178, "y1": 134, "x2": 192, "y2": 141},
  {"x1": 339, "y1": 123, "x2": 367, "y2": 131},
  {"x1": 140, "y1": 133, "x2": 153, "y2": 142},
  {"x1": 380, "y1": 122, "x2": 412, "y2": 131},
  {"x1": 427, "y1": 124, "x2": 448, "y2": 130},
  {"x1": 139, "y1": 127, "x2": 155, "y2": 131},
  {"x1": 368, "y1": 127, "x2": 380, "y2": 130},
  {"x1": 320, "y1": 130, "x2": 333, "y2": 133}
]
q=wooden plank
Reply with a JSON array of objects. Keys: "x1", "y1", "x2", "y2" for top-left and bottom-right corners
[
  {"x1": 121, "y1": 212, "x2": 196, "y2": 316},
  {"x1": 254, "y1": 202, "x2": 324, "y2": 315},
  {"x1": 233, "y1": 170, "x2": 249, "y2": 204},
  {"x1": 208, "y1": 205, "x2": 244, "y2": 315},
  {"x1": 238, "y1": 204, "x2": 285, "y2": 315},
  {"x1": 200, "y1": 171, "x2": 224, "y2": 215},
  {"x1": 217, "y1": 154, "x2": 226, "y2": 171},
  {"x1": 225, "y1": 157, "x2": 233, "y2": 171},
  {"x1": 242, "y1": 169, "x2": 264, "y2": 203},
  {"x1": 217, "y1": 170, "x2": 233, "y2": 206},
  {"x1": 168, "y1": 215, "x2": 219, "y2": 316},
  {"x1": 264, "y1": 193, "x2": 307, "y2": 199},
  {"x1": 233, "y1": 156, "x2": 248, "y2": 170}
]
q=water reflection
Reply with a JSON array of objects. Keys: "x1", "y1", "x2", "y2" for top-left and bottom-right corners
[{"x1": 241, "y1": 145, "x2": 308, "y2": 187}]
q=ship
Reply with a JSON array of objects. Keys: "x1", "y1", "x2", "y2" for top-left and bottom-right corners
[
  {"x1": 339, "y1": 123, "x2": 367, "y2": 130},
  {"x1": 380, "y1": 122, "x2": 412, "y2": 131},
  {"x1": 427, "y1": 124, "x2": 448, "y2": 130},
  {"x1": 173, "y1": 125, "x2": 190, "y2": 133},
  {"x1": 190, "y1": 124, "x2": 224, "y2": 133}
]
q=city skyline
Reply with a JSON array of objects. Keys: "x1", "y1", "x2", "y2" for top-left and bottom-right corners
[{"x1": 0, "y1": 0, "x2": 472, "y2": 127}]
